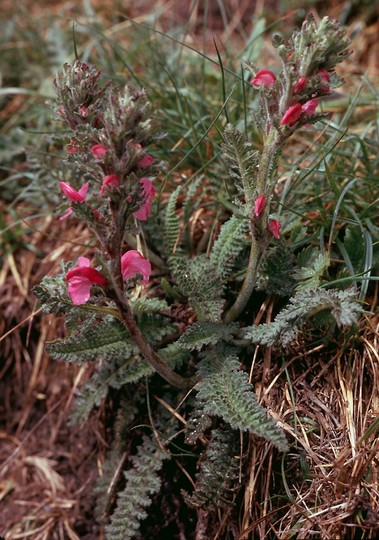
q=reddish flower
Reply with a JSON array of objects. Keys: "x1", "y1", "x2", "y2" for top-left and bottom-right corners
[
  {"x1": 293, "y1": 76, "x2": 308, "y2": 94},
  {"x1": 137, "y1": 154, "x2": 154, "y2": 168},
  {"x1": 254, "y1": 194, "x2": 267, "y2": 218},
  {"x1": 65, "y1": 256, "x2": 106, "y2": 305},
  {"x1": 67, "y1": 139, "x2": 78, "y2": 154},
  {"x1": 91, "y1": 144, "x2": 108, "y2": 159},
  {"x1": 100, "y1": 174, "x2": 120, "y2": 195},
  {"x1": 134, "y1": 143, "x2": 154, "y2": 168},
  {"x1": 280, "y1": 103, "x2": 303, "y2": 126},
  {"x1": 133, "y1": 178, "x2": 155, "y2": 221},
  {"x1": 268, "y1": 219, "x2": 281, "y2": 239},
  {"x1": 302, "y1": 98, "x2": 318, "y2": 117},
  {"x1": 251, "y1": 69, "x2": 276, "y2": 89},
  {"x1": 80, "y1": 105, "x2": 88, "y2": 117},
  {"x1": 59, "y1": 182, "x2": 89, "y2": 220},
  {"x1": 121, "y1": 250, "x2": 151, "y2": 285}
]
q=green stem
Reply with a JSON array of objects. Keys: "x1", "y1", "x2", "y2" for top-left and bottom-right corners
[{"x1": 224, "y1": 234, "x2": 261, "y2": 323}]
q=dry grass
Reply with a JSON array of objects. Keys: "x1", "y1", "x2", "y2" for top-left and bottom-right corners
[{"x1": 239, "y1": 300, "x2": 379, "y2": 539}]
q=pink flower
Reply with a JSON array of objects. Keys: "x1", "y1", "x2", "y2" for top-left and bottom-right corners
[
  {"x1": 293, "y1": 76, "x2": 307, "y2": 94},
  {"x1": 251, "y1": 70, "x2": 276, "y2": 89},
  {"x1": 100, "y1": 174, "x2": 120, "y2": 195},
  {"x1": 302, "y1": 98, "x2": 318, "y2": 117},
  {"x1": 91, "y1": 144, "x2": 108, "y2": 159},
  {"x1": 59, "y1": 182, "x2": 89, "y2": 220},
  {"x1": 65, "y1": 256, "x2": 106, "y2": 305},
  {"x1": 137, "y1": 154, "x2": 154, "y2": 168},
  {"x1": 80, "y1": 105, "x2": 88, "y2": 117},
  {"x1": 268, "y1": 219, "x2": 281, "y2": 239},
  {"x1": 60, "y1": 182, "x2": 89, "y2": 202},
  {"x1": 132, "y1": 178, "x2": 155, "y2": 221},
  {"x1": 67, "y1": 139, "x2": 78, "y2": 154},
  {"x1": 121, "y1": 250, "x2": 151, "y2": 285},
  {"x1": 280, "y1": 103, "x2": 303, "y2": 126},
  {"x1": 254, "y1": 194, "x2": 267, "y2": 218},
  {"x1": 134, "y1": 144, "x2": 154, "y2": 168}
]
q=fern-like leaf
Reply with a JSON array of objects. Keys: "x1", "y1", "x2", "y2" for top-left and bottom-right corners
[
  {"x1": 293, "y1": 248, "x2": 330, "y2": 291},
  {"x1": 105, "y1": 435, "x2": 167, "y2": 540},
  {"x1": 196, "y1": 347, "x2": 288, "y2": 451},
  {"x1": 170, "y1": 254, "x2": 225, "y2": 322},
  {"x1": 69, "y1": 342, "x2": 188, "y2": 426},
  {"x1": 222, "y1": 123, "x2": 259, "y2": 205},
  {"x1": 209, "y1": 214, "x2": 250, "y2": 280},
  {"x1": 164, "y1": 186, "x2": 181, "y2": 255},
  {"x1": 257, "y1": 243, "x2": 296, "y2": 296},
  {"x1": 177, "y1": 322, "x2": 238, "y2": 351},
  {"x1": 47, "y1": 319, "x2": 134, "y2": 363},
  {"x1": 244, "y1": 287, "x2": 361, "y2": 347},
  {"x1": 183, "y1": 428, "x2": 240, "y2": 509}
]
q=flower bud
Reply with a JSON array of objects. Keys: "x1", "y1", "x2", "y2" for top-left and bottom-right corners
[
  {"x1": 67, "y1": 139, "x2": 78, "y2": 154},
  {"x1": 268, "y1": 219, "x2": 281, "y2": 239},
  {"x1": 302, "y1": 98, "x2": 318, "y2": 117},
  {"x1": 293, "y1": 76, "x2": 308, "y2": 94},
  {"x1": 254, "y1": 194, "x2": 267, "y2": 218},
  {"x1": 280, "y1": 103, "x2": 302, "y2": 126},
  {"x1": 91, "y1": 144, "x2": 108, "y2": 159}
]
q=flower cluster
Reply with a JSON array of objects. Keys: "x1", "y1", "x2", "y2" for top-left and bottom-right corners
[
  {"x1": 53, "y1": 61, "x2": 157, "y2": 305},
  {"x1": 248, "y1": 16, "x2": 351, "y2": 241},
  {"x1": 65, "y1": 251, "x2": 151, "y2": 305}
]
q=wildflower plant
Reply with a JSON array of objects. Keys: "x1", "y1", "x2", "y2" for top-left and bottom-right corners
[{"x1": 33, "y1": 16, "x2": 361, "y2": 538}]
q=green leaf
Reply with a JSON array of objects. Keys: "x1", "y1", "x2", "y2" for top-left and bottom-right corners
[
  {"x1": 209, "y1": 214, "x2": 249, "y2": 280},
  {"x1": 105, "y1": 435, "x2": 167, "y2": 540},
  {"x1": 47, "y1": 319, "x2": 134, "y2": 363},
  {"x1": 177, "y1": 322, "x2": 238, "y2": 351},
  {"x1": 170, "y1": 254, "x2": 225, "y2": 322},
  {"x1": 164, "y1": 185, "x2": 181, "y2": 255},
  {"x1": 196, "y1": 347, "x2": 288, "y2": 451},
  {"x1": 183, "y1": 428, "x2": 240, "y2": 509},
  {"x1": 293, "y1": 248, "x2": 330, "y2": 291},
  {"x1": 244, "y1": 287, "x2": 361, "y2": 347}
]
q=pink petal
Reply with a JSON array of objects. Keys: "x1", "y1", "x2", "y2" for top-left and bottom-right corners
[
  {"x1": 77, "y1": 257, "x2": 90, "y2": 268},
  {"x1": 67, "y1": 276, "x2": 92, "y2": 304},
  {"x1": 268, "y1": 219, "x2": 281, "y2": 239},
  {"x1": 302, "y1": 98, "x2": 318, "y2": 117},
  {"x1": 100, "y1": 174, "x2": 120, "y2": 195},
  {"x1": 280, "y1": 103, "x2": 303, "y2": 126},
  {"x1": 91, "y1": 144, "x2": 108, "y2": 159},
  {"x1": 293, "y1": 76, "x2": 308, "y2": 94},
  {"x1": 137, "y1": 154, "x2": 154, "y2": 168},
  {"x1": 121, "y1": 250, "x2": 151, "y2": 285},
  {"x1": 60, "y1": 207, "x2": 73, "y2": 220},
  {"x1": 78, "y1": 182, "x2": 89, "y2": 200},
  {"x1": 251, "y1": 70, "x2": 276, "y2": 89},
  {"x1": 254, "y1": 194, "x2": 267, "y2": 218},
  {"x1": 60, "y1": 182, "x2": 88, "y2": 202}
]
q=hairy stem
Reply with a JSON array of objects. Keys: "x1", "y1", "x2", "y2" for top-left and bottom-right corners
[
  {"x1": 224, "y1": 234, "x2": 261, "y2": 323},
  {"x1": 114, "y1": 289, "x2": 199, "y2": 389}
]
